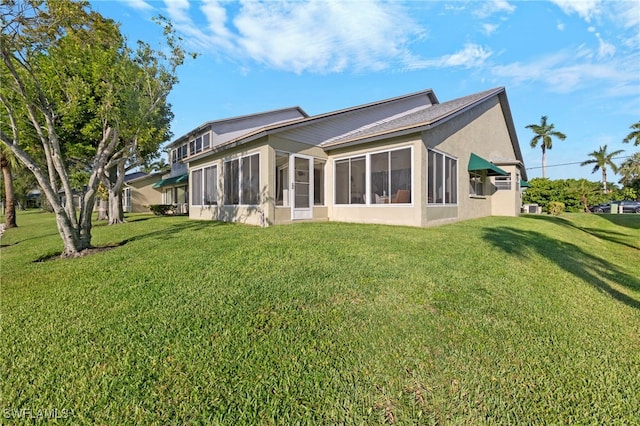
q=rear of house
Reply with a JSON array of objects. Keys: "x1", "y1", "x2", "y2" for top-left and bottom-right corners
[{"x1": 165, "y1": 87, "x2": 528, "y2": 227}]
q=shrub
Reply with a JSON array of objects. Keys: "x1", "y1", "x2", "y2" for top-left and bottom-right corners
[
  {"x1": 548, "y1": 201, "x2": 565, "y2": 215},
  {"x1": 149, "y1": 204, "x2": 173, "y2": 216}
]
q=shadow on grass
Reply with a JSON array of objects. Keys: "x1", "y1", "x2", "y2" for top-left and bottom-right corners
[
  {"x1": 526, "y1": 214, "x2": 640, "y2": 251},
  {"x1": 483, "y1": 226, "x2": 640, "y2": 311},
  {"x1": 118, "y1": 219, "x2": 227, "y2": 246},
  {"x1": 593, "y1": 213, "x2": 640, "y2": 230},
  {"x1": 1, "y1": 231, "x2": 60, "y2": 248},
  {"x1": 32, "y1": 220, "x2": 229, "y2": 262}
]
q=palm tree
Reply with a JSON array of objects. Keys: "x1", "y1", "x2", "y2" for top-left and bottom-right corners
[
  {"x1": 0, "y1": 148, "x2": 18, "y2": 228},
  {"x1": 526, "y1": 116, "x2": 567, "y2": 178},
  {"x1": 580, "y1": 145, "x2": 624, "y2": 193},
  {"x1": 618, "y1": 152, "x2": 640, "y2": 192},
  {"x1": 622, "y1": 121, "x2": 640, "y2": 146}
]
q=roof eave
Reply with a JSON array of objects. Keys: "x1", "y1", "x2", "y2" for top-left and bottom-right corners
[{"x1": 321, "y1": 87, "x2": 505, "y2": 150}]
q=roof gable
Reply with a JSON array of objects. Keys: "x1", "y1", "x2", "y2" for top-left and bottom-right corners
[
  {"x1": 321, "y1": 87, "x2": 506, "y2": 148},
  {"x1": 170, "y1": 106, "x2": 308, "y2": 148},
  {"x1": 273, "y1": 90, "x2": 438, "y2": 146}
]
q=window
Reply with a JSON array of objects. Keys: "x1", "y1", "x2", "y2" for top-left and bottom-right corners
[
  {"x1": 203, "y1": 133, "x2": 210, "y2": 150},
  {"x1": 191, "y1": 169, "x2": 202, "y2": 205},
  {"x1": 224, "y1": 153, "x2": 259, "y2": 205},
  {"x1": 123, "y1": 187, "x2": 131, "y2": 212},
  {"x1": 428, "y1": 149, "x2": 457, "y2": 205},
  {"x1": 335, "y1": 147, "x2": 411, "y2": 205},
  {"x1": 171, "y1": 149, "x2": 177, "y2": 164},
  {"x1": 370, "y1": 148, "x2": 411, "y2": 204},
  {"x1": 224, "y1": 159, "x2": 239, "y2": 205},
  {"x1": 164, "y1": 188, "x2": 174, "y2": 204},
  {"x1": 314, "y1": 159, "x2": 325, "y2": 205},
  {"x1": 177, "y1": 186, "x2": 187, "y2": 204},
  {"x1": 189, "y1": 140, "x2": 195, "y2": 155},
  {"x1": 241, "y1": 154, "x2": 260, "y2": 204},
  {"x1": 335, "y1": 156, "x2": 366, "y2": 204},
  {"x1": 195, "y1": 137, "x2": 202, "y2": 154},
  {"x1": 494, "y1": 173, "x2": 512, "y2": 190},
  {"x1": 181, "y1": 144, "x2": 187, "y2": 159},
  {"x1": 203, "y1": 166, "x2": 217, "y2": 205},
  {"x1": 275, "y1": 152, "x2": 289, "y2": 206},
  {"x1": 469, "y1": 171, "x2": 485, "y2": 196}
]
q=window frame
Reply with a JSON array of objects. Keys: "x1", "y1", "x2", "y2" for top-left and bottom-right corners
[
  {"x1": 191, "y1": 165, "x2": 218, "y2": 207},
  {"x1": 427, "y1": 149, "x2": 458, "y2": 205},
  {"x1": 469, "y1": 170, "x2": 485, "y2": 197},
  {"x1": 494, "y1": 173, "x2": 512, "y2": 190},
  {"x1": 334, "y1": 146, "x2": 413, "y2": 206},
  {"x1": 223, "y1": 152, "x2": 260, "y2": 206}
]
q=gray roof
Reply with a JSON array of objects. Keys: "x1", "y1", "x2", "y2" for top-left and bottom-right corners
[
  {"x1": 321, "y1": 87, "x2": 505, "y2": 148},
  {"x1": 182, "y1": 86, "x2": 526, "y2": 179}
]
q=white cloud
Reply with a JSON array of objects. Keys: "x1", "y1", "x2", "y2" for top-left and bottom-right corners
[
  {"x1": 482, "y1": 23, "x2": 499, "y2": 35},
  {"x1": 474, "y1": 0, "x2": 515, "y2": 18},
  {"x1": 121, "y1": 0, "x2": 154, "y2": 11},
  {"x1": 549, "y1": 0, "x2": 603, "y2": 23},
  {"x1": 594, "y1": 33, "x2": 615, "y2": 58},
  {"x1": 491, "y1": 47, "x2": 636, "y2": 94},
  {"x1": 162, "y1": 0, "x2": 424, "y2": 74},
  {"x1": 557, "y1": 22, "x2": 565, "y2": 31},
  {"x1": 405, "y1": 44, "x2": 493, "y2": 70}
]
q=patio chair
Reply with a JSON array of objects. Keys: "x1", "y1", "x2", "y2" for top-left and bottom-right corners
[{"x1": 391, "y1": 189, "x2": 410, "y2": 203}]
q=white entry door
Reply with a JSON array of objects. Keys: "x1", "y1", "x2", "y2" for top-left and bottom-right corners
[{"x1": 291, "y1": 155, "x2": 313, "y2": 220}]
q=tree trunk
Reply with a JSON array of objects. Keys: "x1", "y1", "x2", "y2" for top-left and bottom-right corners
[
  {"x1": 602, "y1": 168, "x2": 608, "y2": 193},
  {"x1": 541, "y1": 146, "x2": 547, "y2": 179},
  {"x1": 108, "y1": 190, "x2": 123, "y2": 224},
  {"x1": 106, "y1": 163, "x2": 126, "y2": 225},
  {"x1": 1, "y1": 153, "x2": 17, "y2": 228},
  {"x1": 97, "y1": 198, "x2": 108, "y2": 221}
]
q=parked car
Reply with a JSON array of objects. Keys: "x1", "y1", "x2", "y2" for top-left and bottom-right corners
[
  {"x1": 590, "y1": 200, "x2": 640, "y2": 213},
  {"x1": 589, "y1": 202, "x2": 611, "y2": 213}
]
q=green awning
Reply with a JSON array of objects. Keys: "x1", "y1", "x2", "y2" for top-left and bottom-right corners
[
  {"x1": 520, "y1": 179, "x2": 531, "y2": 188},
  {"x1": 468, "y1": 153, "x2": 508, "y2": 176},
  {"x1": 152, "y1": 173, "x2": 188, "y2": 189}
]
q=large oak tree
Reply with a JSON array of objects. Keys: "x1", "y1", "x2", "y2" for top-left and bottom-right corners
[{"x1": 0, "y1": 0, "x2": 189, "y2": 256}]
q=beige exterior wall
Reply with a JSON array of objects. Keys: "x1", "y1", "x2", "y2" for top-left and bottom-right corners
[
  {"x1": 184, "y1": 94, "x2": 523, "y2": 228},
  {"x1": 421, "y1": 96, "x2": 520, "y2": 225},
  {"x1": 188, "y1": 137, "x2": 329, "y2": 226},
  {"x1": 267, "y1": 136, "x2": 329, "y2": 225},
  {"x1": 188, "y1": 139, "x2": 269, "y2": 226},
  {"x1": 490, "y1": 164, "x2": 522, "y2": 216},
  {"x1": 326, "y1": 136, "x2": 423, "y2": 227},
  {"x1": 127, "y1": 175, "x2": 162, "y2": 213}
]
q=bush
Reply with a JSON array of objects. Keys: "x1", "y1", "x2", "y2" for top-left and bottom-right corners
[
  {"x1": 548, "y1": 201, "x2": 565, "y2": 216},
  {"x1": 149, "y1": 204, "x2": 173, "y2": 216}
]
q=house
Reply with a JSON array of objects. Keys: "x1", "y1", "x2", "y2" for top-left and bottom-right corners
[
  {"x1": 123, "y1": 171, "x2": 164, "y2": 213},
  {"x1": 151, "y1": 172, "x2": 189, "y2": 214},
  {"x1": 165, "y1": 86, "x2": 528, "y2": 227}
]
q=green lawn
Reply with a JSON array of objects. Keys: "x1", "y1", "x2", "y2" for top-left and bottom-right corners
[{"x1": 1, "y1": 211, "x2": 639, "y2": 424}]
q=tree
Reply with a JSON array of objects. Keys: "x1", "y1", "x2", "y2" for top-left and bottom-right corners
[
  {"x1": 141, "y1": 157, "x2": 169, "y2": 174},
  {"x1": 0, "y1": 0, "x2": 189, "y2": 256},
  {"x1": 523, "y1": 178, "x2": 608, "y2": 213},
  {"x1": 580, "y1": 145, "x2": 624, "y2": 193},
  {"x1": 0, "y1": 148, "x2": 17, "y2": 227},
  {"x1": 525, "y1": 116, "x2": 567, "y2": 178},
  {"x1": 618, "y1": 152, "x2": 640, "y2": 197},
  {"x1": 622, "y1": 121, "x2": 640, "y2": 146}
]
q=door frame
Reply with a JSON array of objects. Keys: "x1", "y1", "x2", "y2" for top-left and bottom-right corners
[{"x1": 291, "y1": 154, "x2": 313, "y2": 220}]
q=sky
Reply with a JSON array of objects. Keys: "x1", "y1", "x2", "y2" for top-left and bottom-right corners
[{"x1": 89, "y1": 0, "x2": 640, "y2": 183}]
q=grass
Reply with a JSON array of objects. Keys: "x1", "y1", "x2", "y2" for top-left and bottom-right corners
[{"x1": 1, "y1": 210, "x2": 639, "y2": 424}]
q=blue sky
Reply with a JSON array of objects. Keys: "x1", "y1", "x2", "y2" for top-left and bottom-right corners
[{"x1": 90, "y1": 0, "x2": 640, "y2": 183}]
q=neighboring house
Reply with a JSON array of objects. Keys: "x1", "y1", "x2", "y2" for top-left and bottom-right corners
[
  {"x1": 151, "y1": 171, "x2": 189, "y2": 214},
  {"x1": 123, "y1": 171, "x2": 164, "y2": 213},
  {"x1": 165, "y1": 87, "x2": 529, "y2": 227}
]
